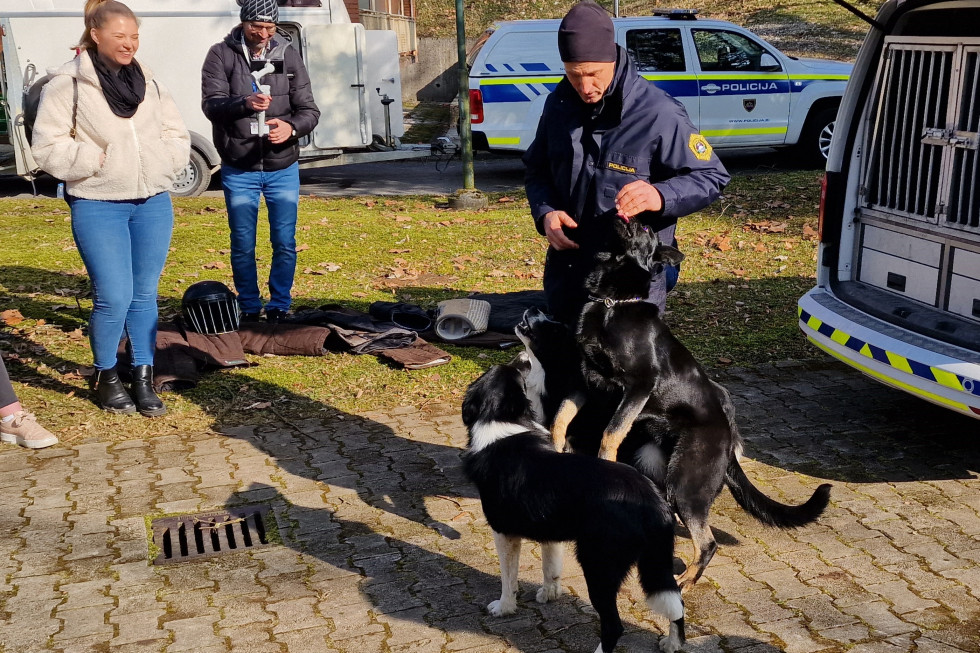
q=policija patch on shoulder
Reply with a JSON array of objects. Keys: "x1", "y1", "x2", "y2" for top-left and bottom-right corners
[
  {"x1": 606, "y1": 161, "x2": 637, "y2": 174},
  {"x1": 689, "y1": 134, "x2": 712, "y2": 161}
]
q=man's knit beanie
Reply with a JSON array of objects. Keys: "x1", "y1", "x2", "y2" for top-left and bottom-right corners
[
  {"x1": 240, "y1": 0, "x2": 279, "y2": 23},
  {"x1": 558, "y1": 1, "x2": 616, "y2": 63}
]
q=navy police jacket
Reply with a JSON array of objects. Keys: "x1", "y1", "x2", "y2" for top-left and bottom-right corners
[{"x1": 523, "y1": 46, "x2": 730, "y2": 249}]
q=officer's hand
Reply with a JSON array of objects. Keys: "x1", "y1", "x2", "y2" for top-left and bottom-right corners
[
  {"x1": 543, "y1": 211, "x2": 579, "y2": 250},
  {"x1": 245, "y1": 92, "x2": 272, "y2": 112},
  {"x1": 615, "y1": 180, "x2": 663, "y2": 219},
  {"x1": 266, "y1": 119, "x2": 292, "y2": 144}
]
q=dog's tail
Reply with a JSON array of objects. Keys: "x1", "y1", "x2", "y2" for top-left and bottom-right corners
[{"x1": 725, "y1": 457, "x2": 832, "y2": 528}]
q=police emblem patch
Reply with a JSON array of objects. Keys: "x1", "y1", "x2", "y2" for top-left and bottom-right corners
[
  {"x1": 743, "y1": 98, "x2": 756, "y2": 112},
  {"x1": 688, "y1": 134, "x2": 712, "y2": 161}
]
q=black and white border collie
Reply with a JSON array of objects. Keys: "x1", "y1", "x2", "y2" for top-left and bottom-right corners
[{"x1": 461, "y1": 361, "x2": 685, "y2": 653}]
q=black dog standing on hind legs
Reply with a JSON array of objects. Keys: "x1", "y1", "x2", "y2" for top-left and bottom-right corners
[
  {"x1": 526, "y1": 216, "x2": 832, "y2": 592},
  {"x1": 461, "y1": 362, "x2": 686, "y2": 653}
]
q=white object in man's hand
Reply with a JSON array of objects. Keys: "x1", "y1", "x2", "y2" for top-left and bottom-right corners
[{"x1": 245, "y1": 92, "x2": 271, "y2": 111}]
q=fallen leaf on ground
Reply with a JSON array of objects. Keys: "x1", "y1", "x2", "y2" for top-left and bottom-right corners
[
  {"x1": 746, "y1": 220, "x2": 788, "y2": 233},
  {"x1": 1, "y1": 309, "x2": 24, "y2": 326},
  {"x1": 708, "y1": 235, "x2": 732, "y2": 252}
]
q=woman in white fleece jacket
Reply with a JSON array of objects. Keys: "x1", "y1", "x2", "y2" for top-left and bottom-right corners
[{"x1": 32, "y1": 0, "x2": 190, "y2": 418}]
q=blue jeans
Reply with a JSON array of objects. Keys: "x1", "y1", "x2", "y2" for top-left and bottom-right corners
[
  {"x1": 221, "y1": 163, "x2": 300, "y2": 314},
  {"x1": 69, "y1": 192, "x2": 174, "y2": 370}
]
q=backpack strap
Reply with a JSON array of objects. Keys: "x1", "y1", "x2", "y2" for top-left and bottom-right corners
[{"x1": 69, "y1": 77, "x2": 78, "y2": 139}]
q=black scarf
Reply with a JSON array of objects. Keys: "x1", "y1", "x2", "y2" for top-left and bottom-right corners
[{"x1": 90, "y1": 50, "x2": 146, "y2": 118}]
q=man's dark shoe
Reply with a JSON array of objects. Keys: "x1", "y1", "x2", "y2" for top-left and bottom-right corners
[
  {"x1": 265, "y1": 308, "x2": 288, "y2": 323},
  {"x1": 241, "y1": 312, "x2": 262, "y2": 323},
  {"x1": 131, "y1": 365, "x2": 167, "y2": 417},
  {"x1": 92, "y1": 368, "x2": 137, "y2": 414}
]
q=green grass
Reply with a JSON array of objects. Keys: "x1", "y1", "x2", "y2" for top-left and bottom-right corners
[
  {"x1": 0, "y1": 170, "x2": 824, "y2": 445},
  {"x1": 421, "y1": 0, "x2": 885, "y2": 60}
]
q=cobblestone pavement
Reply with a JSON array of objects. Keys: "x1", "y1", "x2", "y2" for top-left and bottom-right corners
[{"x1": 1, "y1": 359, "x2": 979, "y2": 653}]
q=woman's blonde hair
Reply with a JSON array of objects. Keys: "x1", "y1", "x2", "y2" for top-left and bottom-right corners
[{"x1": 75, "y1": 0, "x2": 139, "y2": 51}]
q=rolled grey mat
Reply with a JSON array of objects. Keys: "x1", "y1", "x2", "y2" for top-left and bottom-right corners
[{"x1": 434, "y1": 298, "x2": 491, "y2": 340}]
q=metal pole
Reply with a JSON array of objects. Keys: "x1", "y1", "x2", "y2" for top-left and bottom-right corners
[
  {"x1": 613, "y1": 0, "x2": 619, "y2": 17},
  {"x1": 454, "y1": 0, "x2": 474, "y2": 189}
]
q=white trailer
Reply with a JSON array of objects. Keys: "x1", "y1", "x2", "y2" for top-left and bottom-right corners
[{"x1": 0, "y1": 0, "x2": 426, "y2": 196}]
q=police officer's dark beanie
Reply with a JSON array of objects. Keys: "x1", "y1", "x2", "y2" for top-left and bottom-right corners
[
  {"x1": 558, "y1": 1, "x2": 616, "y2": 63},
  {"x1": 240, "y1": 0, "x2": 279, "y2": 23}
]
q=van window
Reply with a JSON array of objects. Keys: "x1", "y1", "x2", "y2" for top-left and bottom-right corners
[
  {"x1": 625, "y1": 29, "x2": 685, "y2": 72},
  {"x1": 692, "y1": 29, "x2": 780, "y2": 72}
]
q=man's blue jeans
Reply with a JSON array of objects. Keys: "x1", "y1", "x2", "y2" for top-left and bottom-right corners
[
  {"x1": 221, "y1": 163, "x2": 300, "y2": 314},
  {"x1": 69, "y1": 192, "x2": 174, "y2": 370}
]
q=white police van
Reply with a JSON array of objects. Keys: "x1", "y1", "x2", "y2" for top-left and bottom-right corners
[
  {"x1": 467, "y1": 10, "x2": 851, "y2": 164},
  {"x1": 799, "y1": 0, "x2": 980, "y2": 419}
]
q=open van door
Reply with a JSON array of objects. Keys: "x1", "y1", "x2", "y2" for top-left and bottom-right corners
[
  {"x1": 0, "y1": 19, "x2": 39, "y2": 177},
  {"x1": 304, "y1": 23, "x2": 371, "y2": 149}
]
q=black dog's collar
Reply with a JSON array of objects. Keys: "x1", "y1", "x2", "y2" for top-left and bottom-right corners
[{"x1": 588, "y1": 295, "x2": 645, "y2": 308}]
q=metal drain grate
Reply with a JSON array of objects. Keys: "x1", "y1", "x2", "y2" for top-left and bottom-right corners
[{"x1": 150, "y1": 505, "x2": 273, "y2": 565}]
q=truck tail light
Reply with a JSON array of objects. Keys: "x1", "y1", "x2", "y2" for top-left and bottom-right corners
[
  {"x1": 469, "y1": 89, "x2": 484, "y2": 124},
  {"x1": 817, "y1": 173, "x2": 828, "y2": 241}
]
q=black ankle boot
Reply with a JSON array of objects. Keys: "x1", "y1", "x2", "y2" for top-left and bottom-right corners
[
  {"x1": 92, "y1": 368, "x2": 136, "y2": 414},
  {"x1": 131, "y1": 365, "x2": 167, "y2": 417}
]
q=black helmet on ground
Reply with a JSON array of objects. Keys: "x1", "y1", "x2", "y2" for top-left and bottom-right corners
[{"x1": 182, "y1": 281, "x2": 241, "y2": 335}]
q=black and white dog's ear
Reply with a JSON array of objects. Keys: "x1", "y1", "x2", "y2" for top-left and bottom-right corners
[{"x1": 654, "y1": 244, "x2": 685, "y2": 267}]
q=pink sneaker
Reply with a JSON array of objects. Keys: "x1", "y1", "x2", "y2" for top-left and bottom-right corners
[{"x1": 0, "y1": 411, "x2": 59, "y2": 449}]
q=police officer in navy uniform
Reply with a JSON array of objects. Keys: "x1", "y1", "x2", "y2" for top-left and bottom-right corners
[{"x1": 524, "y1": 1, "x2": 730, "y2": 324}]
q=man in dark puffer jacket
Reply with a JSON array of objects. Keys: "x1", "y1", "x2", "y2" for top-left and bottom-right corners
[{"x1": 201, "y1": 0, "x2": 320, "y2": 324}]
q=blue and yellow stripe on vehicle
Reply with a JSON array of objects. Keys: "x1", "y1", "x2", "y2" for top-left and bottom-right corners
[
  {"x1": 701, "y1": 126, "x2": 787, "y2": 137},
  {"x1": 487, "y1": 136, "x2": 521, "y2": 146},
  {"x1": 798, "y1": 306, "x2": 980, "y2": 416},
  {"x1": 475, "y1": 71, "x2": 848, "y2": 104},
  {"x1": 478, "y1": 76, "x2": 562, "y2": 103}
]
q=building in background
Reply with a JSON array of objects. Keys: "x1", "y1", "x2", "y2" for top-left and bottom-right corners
[{"x1": 352, "y1": 0, "x2": 418, "y2": 58}]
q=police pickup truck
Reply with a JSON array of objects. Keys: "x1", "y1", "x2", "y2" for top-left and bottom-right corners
[{"x1": 467, "y1": 10, "x2": 851, "y2": 164}]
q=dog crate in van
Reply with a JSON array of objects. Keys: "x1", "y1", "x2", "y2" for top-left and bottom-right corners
[
  {"x1": 799, "y1": 0, "x2": 980, "y2": 419},
  {"x1": 860, "y1": 39, "x2": 980, "y2": 316}
]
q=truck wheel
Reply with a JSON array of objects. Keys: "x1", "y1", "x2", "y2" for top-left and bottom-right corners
[
  {"x1": 172, "y1": 149, "x2": 212, "y2": 197},
  {"x1": 797, "y1": 107, "x2": 838, "y2": 167}
]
